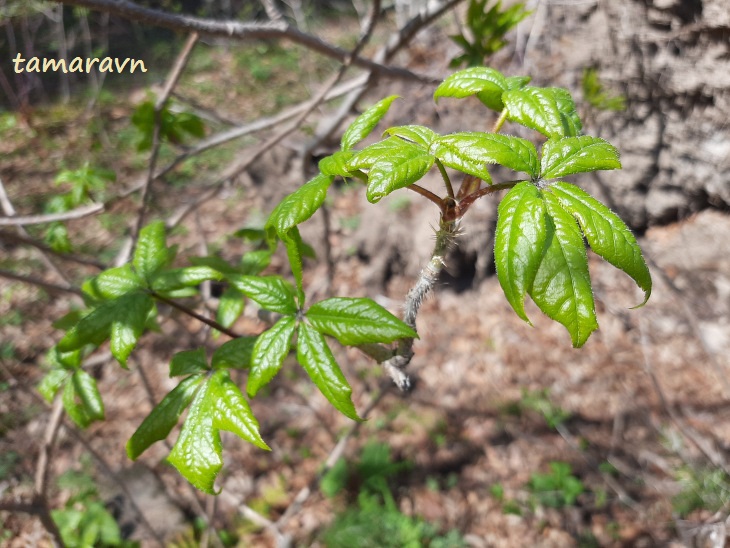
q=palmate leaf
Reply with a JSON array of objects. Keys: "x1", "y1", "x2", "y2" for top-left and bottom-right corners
[
  {"x1": 503, "y1": 87, "x2": 582, "y2": 139},
  {"x1": 170, "y1": 348, "x2": 208, "y2": 377},
  {"x1": 211, "y1": 336, "x2": 258, "y2": 369},
  {"x1": 216, "y1": 286, "x2": 245, "y2": 329},
  {"x1": 550, "y1": 182, "x2": 651, "y2": 305},
  {"x1": 430, "y1": 132, "x2": 539, "y2": 181},
  {"x1": 530, "y1": 192, "x2": 597, "y2": 347},
  {"x1": 151, "y1": 266, "x2": 223, "y2": 293},
  {"x1": 126, "y1": 374, "x2": 204, "y2": 460},
  {"x1": 89, "y1": 264, "x2": 142, "y2": 300},
  {"x1": 541, "y1": 136, "x2": 620, "y2": 179},
  {"x1": 347, "y1": 137, "x2": 405, "y2": 172},
  {"x1": 305, "y1": 297, "x2": 417, "y2": 345},
  {"x1": 297, "y1": 323, "x2": 361, "y2": 421},
  {"x1": 494, "y1": 182, "x2": 548, "y2": 322},
  {"x1": 341, "y1": 95, "x2": 399, "y2": 151},
  {"x1": 167, "y1": 370, "x2": 269, "y2": 494},
  {"x1": 319, "y1": 151, "x2": 355, "y2": 178},
  {"x1": 247, "y1": 316, "x2": 297, "y2": 397}
]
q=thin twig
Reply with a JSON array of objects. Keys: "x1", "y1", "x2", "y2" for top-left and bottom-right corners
[
  {"x1": 126, "y1": 32, "x2": 199, "y2": 263},
  {"x1": 0, "y1": 268, "x2": 84, "y2": 296},
  {"x1": 150, "y1": 290, "x2": 242, "y2": 338},
  {"x1": 52, "y1": 0, "x2": 435, "y2": 83},
  {"x1": 0, "y1": 202, "x2": 105, "y2": 226},
  {"x1": 0, "y1": 230, "x2": 105, "y2": 269}
]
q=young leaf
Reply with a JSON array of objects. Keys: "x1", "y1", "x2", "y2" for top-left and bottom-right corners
[
  {"x1": 168, "y1": 371, "x2": 268, "y2": 493},
  {"x1": 216, "y1": 287, "x2": 245, "y2": 329},
  {"x1": 319, "y1": 151, "x2": 355, "y2": 178},
  {"x1": 38, "y1": 369, "x2": 69, "y2": 403},
  {"x1": 133, "y1": 221, "x2": 173, "y2": 281},
  {"x1": 281, "y1": 227, "x2": 306, "y2": 306},
  {"x1": 109, "y1": 292, "x2": 154, "y2": 367},
  {"x1": 126, "y1": 374, "x2": 205, "y2": 460},
  {"x1": 305, "y1": 297, "x2": 417, "y2": 345},
  {"x1": 211, "y1": 336, "x2": 258, "y2": 369},
  {"x1": 494, "y1": 182, "x2": 548, "y2": 322},
  {"x1": 541, "y1": 136, "x2": 620, "y2": 179},
  {"x1": 434, "y1": 67, "x2": 511, "y2": 111},
  {"x1": 90, "y1": 265, "x2": 142, "y2": 299},
  {"x1": 530, "y1": 192, "x2": 597, "y2": 347},
  {"x1": 297, "y1": 322, "x2": 361, "y2": 421},
  {"x1": 208, "y1": 370, "x2": 269, "y2": 451},
  {"x1": 63, "y1": 370, "x2": 105, "y2": 428},
  {"x1": 247, "y1": 316, "x2": 297, "y2": 397},
  {"x1": 151, "y1": 266, "x2": 223, "y2": 292},
  {"x1": 241, "y1": 250, "x2": 272, "y2": 276},
  {"x1": 189, "y1": 256, "x2": 240, "y2": 276},
  {"x1": 362, "y1": 140, "x2": 435, "y2": 203},
  {"x1": 170, "y1": 348, "x2": 209, "y2": 377},
  {"x1": 550, "y1": 182, "x2": 651, "y2": 305},
  {"x1": 167, "y1": 378, "x2": 221, "y2": 493},
  {"x1": 229, "y1": 275, "x2": 298, "y2": 315},
  {"x1": 57, "y1": 299, "x2": 122, "y2": 351},
  {"x1": 383, "y1": 125, "x2": 439, "y2": 149},
  {"x1": 503, "y1": 87, "x2": 583, "y2": 139},
  {"x1": 430, "y1": 132, "x2": 539, "y2": 180},
  {"x1": 341, "y1": 95, "x2": 399, "y2": 151},
  {"x1": 267, "y1": 173, "x2": 334, "y2": 236}
]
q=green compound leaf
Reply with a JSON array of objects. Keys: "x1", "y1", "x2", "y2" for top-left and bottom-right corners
[
  {"x1": 434, "y1": 67, "x2": 515, "y2": 111},
  {"x1": 363, "y1": 140, "x2": 435, "y2": 203},
  {"x1": 126, "y1": 374, "x2": 204, "y2": 460},
  {"x1": 503, "y1": 87, "x2": 583, "y2": 139},
  {"x1": 151, "y1": 266, "x2": 223, "y2": 292},
  {"x1": 306, "y1": 297, "x2": 417, "y2": 345},
  {"x1": 63, "y1": 369, "x2": 105, "y2": 428},
  {"x1": 431, "y1": 132, "x2": 539, "y2": 180},
  {"x1": 247, "y1": 316, "x2": 297, "y2": 397},
  {"x1": 541, "y1": 136, "x2": 621, "y2": 179},
  {"x1": 89, "y1": 264, "x2": 142, "y2": 299},
  {"x1": 297, "y1": 322, "x2": 361, "y2": 421},
  {"x1": 229, "y1": 275, "x2": 297, "y2": 315},
  {"x1": 189, "y1": 256, "x2": 240, "y2": 276},
  {"x1": 167, "y1": 370, "x2": 268, "y2": 494},
  {"x1": 216, "y1": 287, "x2": 245, "y2": 330},
  {"x1": 133, "y1": 221, "x2": 174, "y2": 281},
  {"x1": 550, "y1": 182, "x2": 651, "y2": 306},
  {"x1": 241, "y1": 250, "x2": 272, "y2": 276},
  {"x1": 110, "y1": 292, "x2": 154, "y2": 368},
  {"x1": 341, "y1": 95, "x2": 399, "y2": 151},
  {"x1": 212, "y1": 336, "x2": 258, "y2": 369},
  {"x1": 267, "y1": 173, "x2": 334, "y2": 236},
  {"x1": 531, "y1": 192, "x2": 597, "y2": 347},
  {"x1": 494, "y1": 182, "x2": 548, "y2": 323},
  {"x1": 319, "y1": 150, "x2": 355, "y2": 178},
  {"x1": 208, "y1": 370, "x2": 269, "y2": 451},
  {"x1": 281, "y1": 227, "x2": 306, "y2": 306},
  {"x1": 170, "y1": 348, "x2": 208, "y2": 377},
  {"x1": 383, "y1": 125, "x2": 439, "y2": 149}
]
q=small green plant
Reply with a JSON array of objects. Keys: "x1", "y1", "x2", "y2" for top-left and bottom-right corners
[
  {"x1": 43, "y1": 163, "x2": 115, "y2": 252},
  {"x1": 581, "y1": 68, "x2": 626, "y2": 112},
  {"x1": 528, "y1": 461, "x2": 584, "y2": 508},
  {"x1": 51, "y1": 469, "x2": 138, "y2": 548},
  {"x1": 519, "y1": 389, "x2": 571, "y2": 429},
  {"x1": 48, "y1": 65, "x2": 651, "y2": 494},
  {"x1": 320, "y1": 442, "x2": 464, "y2": 547},
  {"x1": 131, "y1": 100, "x2": 205, "y2": 151},
  {"x1": 450, "y1": 0, "x2": 531, "y2": 67},
  {"x1": 672, "y1": 466, "x2": 730, "y2": 517}
]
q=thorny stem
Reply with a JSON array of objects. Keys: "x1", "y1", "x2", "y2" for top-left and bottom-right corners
[
  {"x1": 435, "y1": 159, "x2": 455, "y2": 199},
  {"x1": 380, "y1": 218, "x2": 458, "y2": 389}
]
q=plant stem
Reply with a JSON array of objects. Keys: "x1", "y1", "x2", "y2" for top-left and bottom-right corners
[
  {"x1": 407, "y1": 183, "x2": 443, "y2": 207},
  {"x1": 435, "y1": 159, "x2": 455, "y2": 199},
  {"x1": 492, "y1": 108, "x2": 508, "y2": 133},
  {"x1": 149, "y1": 290, "x2": 241, "y2": 339}
]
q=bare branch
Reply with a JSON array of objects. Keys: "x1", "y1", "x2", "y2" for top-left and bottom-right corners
[
  {"x1": 0, "y1": 230, "x2": 105, "y2": 269},
  {"x1": 52, "y1": 0, "x2": 436, "y2": 83},
  {"x1": 0, "y1": 268, "x2": 84, "y2": 296},
  {"x1": 0, "y1": 202, "x2": 105, "y2": 226}
]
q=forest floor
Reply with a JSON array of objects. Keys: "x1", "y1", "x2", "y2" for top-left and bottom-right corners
[{"x1": 2, "y1": 7, "x2": 730, "y2": 547}]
